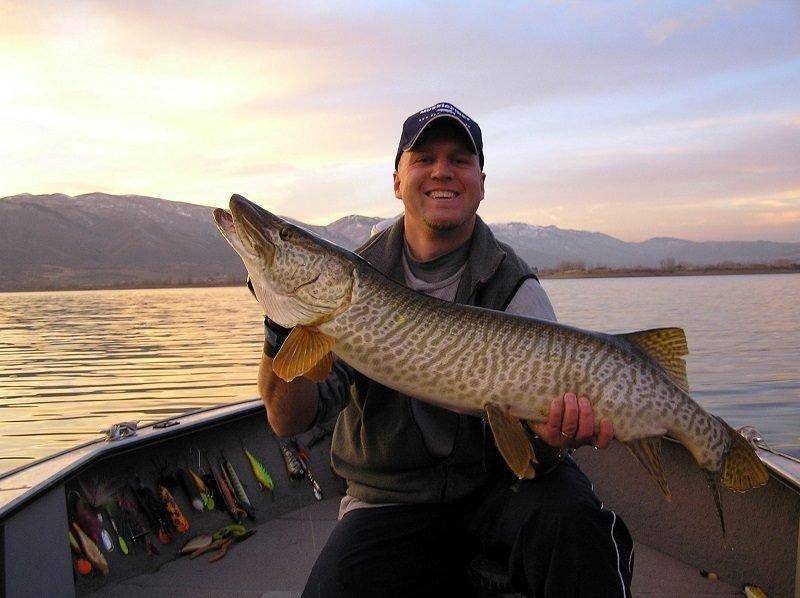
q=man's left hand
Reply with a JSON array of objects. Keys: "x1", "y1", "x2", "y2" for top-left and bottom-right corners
[{"x1": 531, "y1": 392, "x2": 614, "y2": 450}]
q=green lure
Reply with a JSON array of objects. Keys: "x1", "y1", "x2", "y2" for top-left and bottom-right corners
[
  {"x1": 188, "y1": 467, "x2": 216, "y2": 511},
  {"x1": 104, "y1": 506, "x2": 128, "y2": 555},
  {"x1": 242, "y1": 446, "x2": 274, "y2": 492}
]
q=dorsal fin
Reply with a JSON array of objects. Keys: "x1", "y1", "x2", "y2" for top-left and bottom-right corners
[{"x1": 618, "y1": 327, "x2": 690, "y2": 393}]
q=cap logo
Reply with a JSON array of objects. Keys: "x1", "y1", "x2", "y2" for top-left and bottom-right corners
[{"x1": 417, "y1": 102, "x2": 473, "y2": 123}]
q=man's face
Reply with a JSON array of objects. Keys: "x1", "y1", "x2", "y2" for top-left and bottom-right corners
[{"x1": 393, "y1": 124, "x2": 485, "y2": 236}]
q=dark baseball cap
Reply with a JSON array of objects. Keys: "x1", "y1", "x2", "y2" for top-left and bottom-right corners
[{"x1": 394, "y1": 102, "x2": 484, "y2": 170}]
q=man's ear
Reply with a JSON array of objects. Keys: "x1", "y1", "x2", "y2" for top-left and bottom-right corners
[
  {"x1": 480, "y1": 172, "x2": 486, "y2": 200},
  {"x1": 393, "y1": 171, "x2": 402, "y2": 200}
]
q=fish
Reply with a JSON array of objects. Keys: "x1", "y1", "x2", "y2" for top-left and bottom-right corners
[{"x1": 213, "y1": 194, "x2": 769, "y2": 532}]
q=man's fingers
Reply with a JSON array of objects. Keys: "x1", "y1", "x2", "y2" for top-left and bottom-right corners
[
  {"x1": 545, "y1": 397, "x2": 564, "y2": 439},
  {"x1": 561, "y1": 392, "x2": 579, "y2": 438},
  {"x1": 531, "y1": 397, "x2": 564, "y2": 446},
  {"x1": 595, "y1": 418, "x2": 614, "y2": 449},
  {"x1": 575, "y1": 396, "x2": 594, "y2": 442}
]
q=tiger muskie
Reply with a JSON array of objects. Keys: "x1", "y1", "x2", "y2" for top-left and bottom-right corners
[{"x1": 214, "y1": 194, "x2": 768, "y2": 532}]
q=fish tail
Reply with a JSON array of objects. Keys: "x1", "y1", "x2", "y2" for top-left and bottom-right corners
[{"x1": 719, "y1": 420, "x2": 769, "y2": 493}]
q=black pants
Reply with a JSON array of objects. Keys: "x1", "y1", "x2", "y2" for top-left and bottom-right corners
[{"x1": 303, "y1": 458, "x2": 634, "y2": 597}]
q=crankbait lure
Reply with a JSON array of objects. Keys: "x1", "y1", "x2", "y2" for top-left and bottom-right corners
[
  {"x1": 220, "y1": 453, "x2": 255, "y2": 519},
  {"x1": 177, "y1": 467, "x2": 205, "y2": 512},
  {"x1": 241, "y1": 443, "x2": 275, "y2": 493},
  {"x1": 159, "y1": 485, "x2": 190, "y2": 533},
  {"x1": 206, "y1": 453, "x2": 245, "y2": 522}
]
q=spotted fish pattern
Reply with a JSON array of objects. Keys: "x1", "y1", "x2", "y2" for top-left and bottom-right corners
[{"x1": 321, "y1": 268, "x2": 729, "y2": 472}]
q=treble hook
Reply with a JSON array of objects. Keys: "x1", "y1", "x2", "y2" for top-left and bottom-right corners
[{"x1": 189, "y1": 446, "x2": 204, "y2": 473}]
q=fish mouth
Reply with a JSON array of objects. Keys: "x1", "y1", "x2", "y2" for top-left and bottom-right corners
[
  {"x1": 224, "y1": 194, "x2": 283, "y2": 258},
  {"x1": 213, "y1": 207, "x2": 235, "y2": 237},
  {"x1": 213, "y1": 207, "x2": 254, "y2": 259}
]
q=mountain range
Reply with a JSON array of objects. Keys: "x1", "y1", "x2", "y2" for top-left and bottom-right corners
[{"x1": 1, "y1": 193, "x2": 798, "y2": 291}]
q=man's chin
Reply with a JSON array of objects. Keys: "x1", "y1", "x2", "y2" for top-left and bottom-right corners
[{"x1": 423, "y1": 216, "x2": 468, "y2": 232}]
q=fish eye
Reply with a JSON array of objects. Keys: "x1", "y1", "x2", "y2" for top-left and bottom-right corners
[{"x1": 279, "y1": 228, "x2": 290, "y2": 241}]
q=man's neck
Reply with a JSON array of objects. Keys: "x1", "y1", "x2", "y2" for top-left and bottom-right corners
[{"x1": 403, "y1": 216, "x2": 476, "y2": 262}]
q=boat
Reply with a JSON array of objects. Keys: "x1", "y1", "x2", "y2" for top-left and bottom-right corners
[{"x1": 1, "y1": 398, "x2": 798, "y2": 597}]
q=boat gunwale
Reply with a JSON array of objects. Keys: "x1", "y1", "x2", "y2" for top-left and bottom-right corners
[
  {"x1": 0, "y1": 398, "x2": 266, "y2": 521},
  {"x1": 2, "y1": 400, "x2": 799, "y2": 522}
]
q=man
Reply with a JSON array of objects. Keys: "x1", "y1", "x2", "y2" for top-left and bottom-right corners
[{"x1": 258, "y1": 102, "x2": 633, "y2": 597}]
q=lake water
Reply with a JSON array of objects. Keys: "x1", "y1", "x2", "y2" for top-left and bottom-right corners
[{"x1": 1, "y1": 274, "x2": 798, "y2": 476}]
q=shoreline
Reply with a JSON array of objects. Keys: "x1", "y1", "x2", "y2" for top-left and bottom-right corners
[
  {"x1": 2, "y1": 267, "x2": 798, "y2": 293},
  {"x1": 540, "y1": 266, "x2": 800, "y2": 279}
]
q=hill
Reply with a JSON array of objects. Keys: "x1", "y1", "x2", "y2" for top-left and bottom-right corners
[{"x1": 1, "y1": 193, "x2": 798, "y2": 291}]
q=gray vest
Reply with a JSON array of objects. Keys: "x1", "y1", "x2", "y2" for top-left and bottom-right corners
[{"x1": 330, "y1": 216, "x2": 537, "y2": 504}]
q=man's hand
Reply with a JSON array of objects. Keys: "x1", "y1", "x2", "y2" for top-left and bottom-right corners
[{"x1": 531, "y1": 392, "x2": 614, "y2": 450}]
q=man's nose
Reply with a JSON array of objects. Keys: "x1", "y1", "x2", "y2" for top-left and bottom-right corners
[{"x1": 430, "y1": 158, "x2": 454, "y2": 179}]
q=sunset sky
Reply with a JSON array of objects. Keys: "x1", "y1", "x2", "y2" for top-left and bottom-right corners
[{"x1": 1, "y1": 0, "x2": 798, "y2": 242}]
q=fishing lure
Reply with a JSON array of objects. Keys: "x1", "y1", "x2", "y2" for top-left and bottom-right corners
[
  {"x1": 69, "y1": 528, "x2": 93, "y2": 575},
  {"x1": 69, "y1": 530, "x2": 81, "y2": 554},
  {"x1": 104, "y1": 505, "x2": 129, "y2": 555},
  {"x1": 186, "y1": 467, "x2": 215, "y2": 511},
  {"x1": 72, "y1": 521, "x2": 109, "y2": 576},
  {"x1": 177, "y1": 467, "x2": 205, "y2": 512},
  {"x1": 129, "y1": 478, "x2": 172, "y2": 544},
  {"x1": 96, "y1": 512, "x2": 115, "y2": 552},
  {"x1": 206, "y1": 454, "x2": 246, "y2": 522},
  {"x1": 116, "y1": 487, "x2": 151, "y2": 555},
  {"x1": 279, "y1": 440, "x2": 323, "y2": 499},
  {"x1": 220, "y1": 453, "x2": 256, "y2": 519},
  {"x1": 279, "y1": 441, "x2": 306, "y2": 479},
  {"x1": 241, "y1": 443, "x2": 275, "y2": 493},
  {"x1": 69, "y1": 491, "x2": 102, "y2": 542},
  {"x1": 189, "y1": 447, "x2": 217, "y2": 510},
  {"x1": 159, "y1": 485, "x2": 190, "y2": 533}
]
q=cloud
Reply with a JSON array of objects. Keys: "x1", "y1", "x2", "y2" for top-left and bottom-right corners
[
  {"x1": 645, "y1": 0, "x2": 763, "y2": 44},
  {"x1": 1, "y1": 0, "x2": 798, "y2": 242}
]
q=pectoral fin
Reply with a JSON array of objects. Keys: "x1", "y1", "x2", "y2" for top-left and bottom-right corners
[
  {"x1": 272, "y1": 326, "x2": 335, "y2": 382},
  {"x1": 624, "y1": 437, "x2": 671, "y2": 500},
  {"x1": 304, "y1": 351, "x2": 334, "y2": 382},
  {"x1": 485, "y1": 403, "x2": 537, "y2": 480}
]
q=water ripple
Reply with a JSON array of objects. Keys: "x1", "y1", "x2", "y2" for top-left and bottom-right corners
[{"x1": 1, "y1": 276, "x2": 798, "y2": 474}]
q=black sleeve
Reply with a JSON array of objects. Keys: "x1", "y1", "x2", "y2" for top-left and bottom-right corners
[{"x1": 309, "y1": 357, "x2": 355, "y2": 427}]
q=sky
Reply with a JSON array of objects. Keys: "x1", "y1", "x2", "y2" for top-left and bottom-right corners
[{"x1": 1, "y1": 0, "x2": 798, "y2": 242}]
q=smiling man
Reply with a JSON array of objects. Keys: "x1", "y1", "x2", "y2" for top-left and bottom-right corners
[{"x1": 259, "y1": 102, "x2": 633, "y2": 597}]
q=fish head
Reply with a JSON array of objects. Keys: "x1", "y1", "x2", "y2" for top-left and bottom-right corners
[{"x1": 214, "y1": 194, "x2": 355, "y2": 327}]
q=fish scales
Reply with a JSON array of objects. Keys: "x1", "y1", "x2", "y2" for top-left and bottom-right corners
[
  {"x1": 318, "y1": 267, "x2": 721, "y2": 468},
  {"x1": 213, "y1": 194, "x2": 768, "y2": 518}
]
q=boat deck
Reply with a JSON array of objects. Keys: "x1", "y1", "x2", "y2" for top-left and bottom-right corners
[{"x1": 88, "y1": 497, "x2": 741, "y2": 598}]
